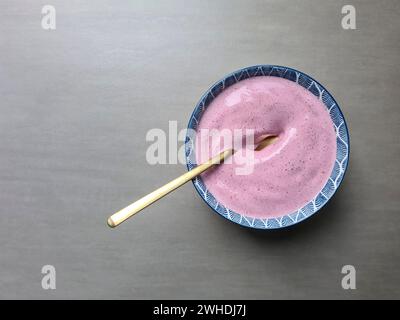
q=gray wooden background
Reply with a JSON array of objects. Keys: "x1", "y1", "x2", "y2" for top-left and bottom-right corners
[{"x1": 0, "y1": 0, "x2": 399, "y2": 299}]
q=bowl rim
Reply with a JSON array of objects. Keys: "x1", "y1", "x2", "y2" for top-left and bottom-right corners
[{"x1": 185, "y1": 64, "x2": 350, "y2": 229}]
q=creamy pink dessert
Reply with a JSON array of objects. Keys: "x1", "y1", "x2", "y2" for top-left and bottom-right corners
[{"x1": 195, "y1": 76, "x2": 337, "y2": 219}]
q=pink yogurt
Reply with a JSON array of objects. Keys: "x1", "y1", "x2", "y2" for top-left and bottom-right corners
[{"x1": 195, "y1": 76, "x2": 337, "y2": 219}]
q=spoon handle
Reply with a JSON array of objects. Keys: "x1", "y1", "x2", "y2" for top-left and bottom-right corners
[{"x1": 107, "y1": 149, "x2": 233, "y2": 228}]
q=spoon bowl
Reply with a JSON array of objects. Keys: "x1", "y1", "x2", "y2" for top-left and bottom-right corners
[{"x1": 185, "y1": 65, "x2": 349, "y2": 229}]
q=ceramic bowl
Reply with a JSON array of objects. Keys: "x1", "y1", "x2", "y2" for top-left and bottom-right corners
[{"x1": 185, "y1": 65, "x2": 349, "y2": 229}]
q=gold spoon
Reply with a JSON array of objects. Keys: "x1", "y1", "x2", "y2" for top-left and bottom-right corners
[{"x1": 107, "y1": 135, "x2": 278, "y2": 228}]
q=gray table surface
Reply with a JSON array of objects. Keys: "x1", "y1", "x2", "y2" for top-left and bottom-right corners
[{"x1": 1, "y1": 0, "x2": 399, "y2": 299}]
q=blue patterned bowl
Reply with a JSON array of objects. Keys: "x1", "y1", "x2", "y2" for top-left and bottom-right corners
[{"x1": 185, "y1": 65, "x2": 349, "y2": 229}]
